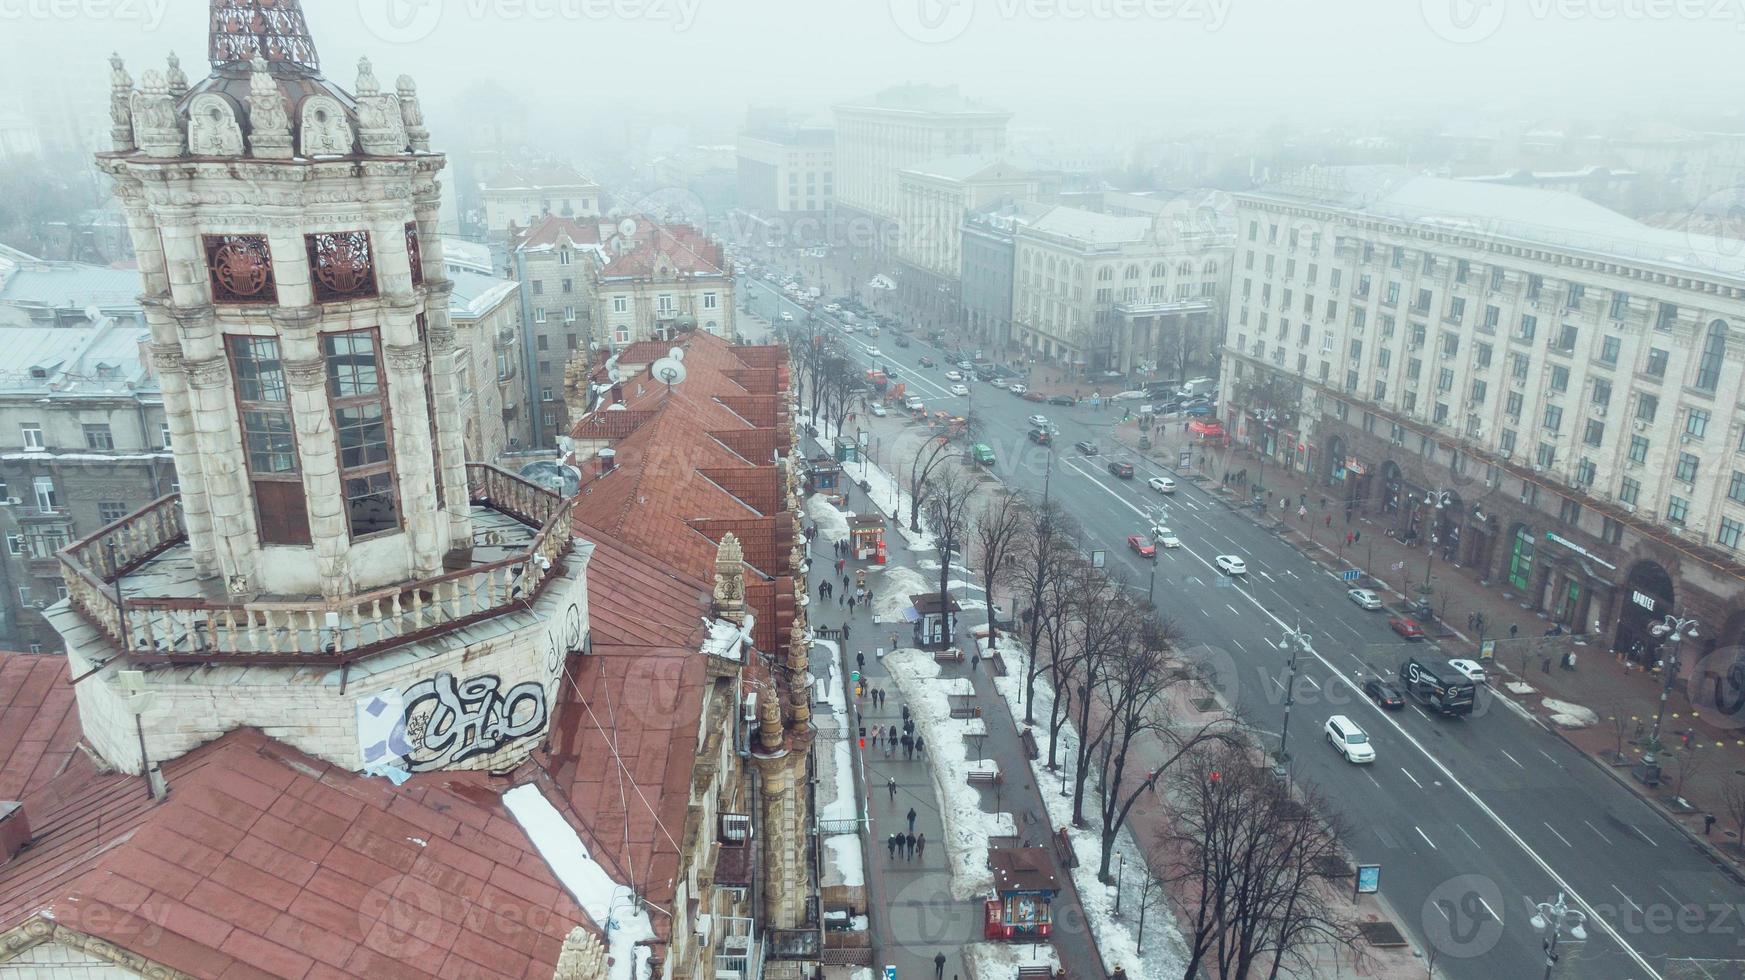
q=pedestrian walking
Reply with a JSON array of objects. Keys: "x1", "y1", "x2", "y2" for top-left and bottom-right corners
[
  {"x1": 902, "y1": 706, "x2": 911, "y2": 723},
  {"x1": 848, "y1": 596, "x2": 857, "y2": 613},
  {"x1": 1354, "y1": 530, "x2": 1361, "y2": 543},
  {"x1": 916, "y1": 833, "x2": 926, "y2": 858},
  {"x1": 1325, "y1": 514, "x2": 1333, "y2": 528},
  {"x1": 903, "y1": 719, "x2": 914, "y2": 737},
  {"x1": 902, "y1": 734, "x2": 913, "y2": 758},
  {"x1": 935, "y1": 953, "x2": 947, "y2": 980},
  {"x1": 842, "y1": 574, "x2": 850, "y2": 591},
  {"x1": 906, "y1": 832, "x2": 917, "y2": 860},
  {"x1": 907, "y1": 807, "x2": 917, "y2": 832},
  {"x1": 884, "y1": 732, "x2": 893, "y2": 756},
  {"x1": 857, "y1": 652, "x2": 865, "y2": 671},
  {"x1": 888, "y1": 729, "x2": 898, "y2": 750},
  {"x1": 970, "y1": 651, "x2": 980, "y2": 671},
  {"x1": 1510, "y1": 624, "x2": 1519, "y2": 639},
  {"x1": 915, "y1": 735, "x2": 925, "y2": 757},
  {"x1": 887, "y1": 776, "x2": 896, "y2": 800},
  {"x1": 843, "y1": 623, "x2": 851, "y2": 643},
  {"x1": 836, "y1": 558, "x2": 846, "y2": 574},
  {"x1": 888, "y1": 834, "x2": 898, "y2": 859}
]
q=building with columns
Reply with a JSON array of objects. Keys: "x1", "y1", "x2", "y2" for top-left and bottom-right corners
[
  {"x1": 1221, "y1": 165, "x2": 1745, "y2": 660},
  {"x1": 893, "y1": 155, "x2": 1048, "y2": 324}
]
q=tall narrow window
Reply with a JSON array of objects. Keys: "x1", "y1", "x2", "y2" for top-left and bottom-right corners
[
  {"x1": 418, "y1": 314, "x2": 443, "y2": 503},
  {"x1": 229, "y1": 335, "x2": 310, "y2": 545},
  {"x1": 1696, "y1": 319, "x2": 1728, "y2": 391},
  {"x1": 324, "y1": 329, "x2": 399, "y2": 537}
]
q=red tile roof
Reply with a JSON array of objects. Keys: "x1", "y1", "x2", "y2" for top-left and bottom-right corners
[
  {"x1": 0, "y1": 652, "x2": 82, "y2": 799},
  {"x1": 513, "y1": 214, "x2": 605, "y2": 252},
  {"x1": 598, "y1": 221, "x2": 724, "y2": 279},
  {"x1": 0, "y1": 730, "x2": 591, "y2": 979}
]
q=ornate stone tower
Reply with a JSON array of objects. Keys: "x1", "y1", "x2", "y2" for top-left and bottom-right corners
[{"x1": 55, "y1": 1, "x2": 590, "y2": 777}]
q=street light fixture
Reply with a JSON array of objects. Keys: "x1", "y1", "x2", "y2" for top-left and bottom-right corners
[
  {"x1": 1276, "y1": 622, "x2": 1312, "y2": 770},
  {"x1": 1529, "y1": 892, "x2": 1587, "y2": 980},
  {"x1": 1643, "y1": 612, "x2": 1700, "y2": 768}
]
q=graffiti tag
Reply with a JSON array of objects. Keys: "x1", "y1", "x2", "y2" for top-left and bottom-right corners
[{"x1": 399, "y1": 672, "x2": 548, "y2": 772}]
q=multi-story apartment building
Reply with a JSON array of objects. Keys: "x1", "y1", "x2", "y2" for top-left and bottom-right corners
[
  {"x1": 480, "y1": 162, "x2": 602, "y2": 237},
  {"x1": 0, "y1": 320, "x2": 172, "y2": 651},
  {"x1": 448, "y1": 269, "x2": 525, "y2": 458},
  {"x1": 894, "y1": 155, "x2": 1047, "y2": 323},
  {"x1": 962, "y1": 201, "x2": 1050, "y2": 353},
  {"x1": 595, "y1": 218, "x2": 733, "y2": 349},
  {"x1": 1012, "y1": 205, "x2": 1231, "y2": 378},
  {"x1": 736, "y1": 121, "x2": 835, "y2": 234},
  {"x1": 833, "y1": 85, "x2": 1010, "y2": 248},
  {"x1": 1222, "y1": 165, "x2": 1745, "y2": 656},
  {"x1": 511, "y1": 215, "x2": 608, "y2": 448}
]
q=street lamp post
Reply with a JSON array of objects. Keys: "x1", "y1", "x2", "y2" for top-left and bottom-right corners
[
  {"x1": 1276, "y1": 622, "x2": 1312, "y2": 769},
  {"x1": 1529, "y1": 892, "x2": 1587, "y2": 980},
  {"x1": 1643, "y1": 612, "x2": 1701, "y2": 768}
]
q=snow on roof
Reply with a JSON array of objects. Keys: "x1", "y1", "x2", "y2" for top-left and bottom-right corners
[
  {"x1": 441, "y1": 235, "x2": 494, "y2": 273},
  {"x1": 1022, "y1": 205, "x2": 1156, "y2": 246},
  {"x1": 701, "y1": 615, "x2": 750, "y2": 661},
  {"x1": 448, "y1": 270, "x2": 521, "y2": 320},
  {"x1": 0, "y1": 263, "x2": 141, "y2": 311},
  {"x1": 0, "y1": 321, "x2": 155, "y2": 395}
]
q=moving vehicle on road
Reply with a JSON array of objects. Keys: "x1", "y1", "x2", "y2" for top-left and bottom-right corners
[
  {"x1": 1388, "y1": 617, "x2": 1426, "y2": 640},
  {"x1": 1214, "y1": 554, "x2": 1247, "y2": 575},
  {"x1": 1446, "y1": 658, "x2": 1488, "y2": 684},
  {"x1": 904, "y1": 395, "x2": 924, "y2": 411},
  {"x1": 1027, "y1": 428, "x2": 1052, "y2": 446},
  {"x1": 945, "y1": 370, "x2": 964, "y2": 381},
  {"x1": 1346, "y1": 588, "x2": 1384, "y2": 610},
  {"x1": 1126, "y1": 535, "x2": 1156, "y2": 559},
  {"x1": 1008, "y1": 383, "x2": 1027, "y2": 395},
  {"x1": 950, "y1": 383, "x2": 970, "y2": 396},
  {"x1": 1049, "y1": 394, "x2": 1076, "y2": 406},
  {"x1": 971, "y1": 443, "x2": 997, "y2": 466},
  {"x1": 919, "y1": 356, "x2": 936, "y2": 368},
  {"x1": 894, "y1": 334, "x2": 911, "y2": 348},
  {"x1": 1027, "y1": 414, "x2": 1050, "y2": 428},
  {"x1": 779, "y1": 311, "x2": 794, "y2": 322},
  {"x1": 1147, "y1": 476, "x2": 1176, "y2": 494},
  {"x1": 870, "y1": 403, "x2": 888, "y2": 417},
  {"x1": 1074, "y1": 439, "x2": 1100, "y2": 455},
  {"x1": 1399, "y1": 656, "x2": 1478, "y2": 715},
  {"x1": 1156, "y1": 532, "x2": 1182, "y2": 549},
  {"x1": 1324, "y1": 716, "x2": 1376, "y2": 763},
  {"x1": 1023, "y1": 391, "x2": 1047, "y2": 403},
  {"x1": 1362, "y1": 678, "x2": 1406, "y2": 709},
  {"x1": 864, "y1": 345, "x2": 881, "y2": 357},
  {"x1": 1106, "y1": 460, "x2": 1135, "y2": 478}
]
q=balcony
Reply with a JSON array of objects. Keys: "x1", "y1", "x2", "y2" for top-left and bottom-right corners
[
  {"x1": 57, "y1": 464, "x2": 575, "y2": 662},
  {"x1": 714, "y1": 812, "x2": 755, "y2": 888}
]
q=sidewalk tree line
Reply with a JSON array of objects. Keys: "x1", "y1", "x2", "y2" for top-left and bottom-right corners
[
  {"x1": 902, "y1": 412, "x2": 982, "y2": 533},
  {"x1": 924, "y1": 464, "x2": 980, "y2": 649}
]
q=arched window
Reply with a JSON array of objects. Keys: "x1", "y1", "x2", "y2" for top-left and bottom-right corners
[
  {"x1": 1124, "y1": 264, "x2": 1140, "y2": 280},
  {"x1": 1177, "y1": 261, "x2": 1192, "y2": 277},
  {"x1": 1097, "y1": 266, "x2": 1113, "y2": 282},
  {"x1": 1151, "y1": 262, "x2": 1167, "y2": 278},
  {"x1": 1696, "y1": 319, "x2": 1728, "y2": 390},
  {"x1": 1203, "y1": 260, "x2": 1218, "y2": 276}
]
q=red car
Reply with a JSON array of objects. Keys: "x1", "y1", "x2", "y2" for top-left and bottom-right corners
[
  {"x1": 1388, "y1": 617, "x2": 1426, "y2": 640},
  {"x1": 1126, "y1": 534, "x2": 1156, "y2": 559},
  {"x1": 1022, "y1": 390, "x2": 1047, "y2": 403}
]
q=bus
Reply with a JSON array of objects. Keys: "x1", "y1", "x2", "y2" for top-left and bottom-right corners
[{"x1": 1398, "y1": 656, "x2": 1476, "y2": 715}]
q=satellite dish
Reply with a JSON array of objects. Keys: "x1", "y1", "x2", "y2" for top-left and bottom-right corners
[
  {"x1": 606, "y1": 402, "x2": 627, "y2": 411},
  {"x1": 650, "y1": 356, "x2": 688, "y2": 389},
  {"x1": 618, "y1": 217, "x2": 637, "y2": 238},
  {"x1": 668, "y1": 346, "x2": 685, "y2": 362},
  {"x1": 516, "y1": 460, "x2": 582, "y2": 497}
]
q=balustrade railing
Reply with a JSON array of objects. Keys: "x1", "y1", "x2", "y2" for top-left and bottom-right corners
[{"x1": 58, "y1": 464, "x2": 574, "y2": 661}]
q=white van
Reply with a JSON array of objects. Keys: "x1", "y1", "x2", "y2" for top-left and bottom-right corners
[{"x1": 1180, "y1": 377, "x2": 1215, "y2": 396}]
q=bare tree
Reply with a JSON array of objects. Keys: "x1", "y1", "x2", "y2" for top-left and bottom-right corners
[
  {"x1": 817, "y1": 351, "x2": 862, "y2": 441},
  {"x1": 1093, "y1": 617, "x2": 1236, "y2": 881},
  {"x1": 1015, "y1": 501, "x2": 1077, "y2": 725},
  {"x1": 1041, "y1": 560, "x2": 1082, "y2": 770},
  {"x1": 924, "y1": 464, "x2": 980, "y2": 648},
  {"x1": 903, "y1": 433, "x2": 959, "y2": 533},
  {"x1": 1132, "y1": 857, "x2": 1170, "y2": 955},
  {"x1": 1070, "y1": 571, "x2": 1135, "y2": 827},
  {"x1": 1723, "y1": 775, "x2": 1745, "y2": 856},
  {"x1": 973, "y1": 490, "x2": 1027, "y2": 646},
  {"x1": 1670, "y1": 739, "x2": 1709, "y2": 806},
  {"x1": 1605, "y1": 704, "x2": 1632, "y2": 765},
  {"x1": 1163, "y1": 744, "x2": 1362, "y2": 980}
]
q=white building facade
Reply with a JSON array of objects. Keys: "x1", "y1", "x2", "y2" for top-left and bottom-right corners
[
  {"x1": 1222, "y1": 166, "x2": 1745, "y2": 656},
  {"x1": 832, "y1": 85, "x2": 1010, "y2": 237}
]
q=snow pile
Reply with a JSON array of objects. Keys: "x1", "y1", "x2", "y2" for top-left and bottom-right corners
[
  {"x1": 872, "y1": 566, "x2": 930, "y2": 623},
  {"x1": 883, "y1": 648, "x2": 1014, "y2": 899},
  {"x1": 1543, "y1": 698, "x2": 1599, "y2": 729},
  {"x1": 807, "y1": 494, "x2": 851, "y2": 544},
  {"x1": 813, "y1": 636, "x2": 865, "y2": 888},
  {"x1": 966, "y1": 941, "x2": 1061, "y2": 980},
  {"x1": 801, "y1": 410, "x2": 937, "y2": 550},
  {"x1": 504, "y1": 785, "x2": 656, "y2": 980},
  {"x1": 977, "y1": 636, "x2": 1189, "y2": 980}
]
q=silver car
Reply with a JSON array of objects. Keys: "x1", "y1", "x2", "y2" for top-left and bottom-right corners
[{"x1": 1346, "y1": 588, "x2": 1383, "y2": 610}]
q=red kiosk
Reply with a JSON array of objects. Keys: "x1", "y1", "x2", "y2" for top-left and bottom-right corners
[
  {"x1": 848, "y1": 513, "x2": 888, "y2": 564},
  {"x1": 983, "y1": 849, "x2": 1059, "y2": 940}
]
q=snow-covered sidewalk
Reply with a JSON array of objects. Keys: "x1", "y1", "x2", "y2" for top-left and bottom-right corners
[
  {"x1": 882, "y1": 648, "x2": 1014, "y2": 900},
  {"x1": 801, "y1": 410, "x2": 936, "y2": 551},
  {"x1": 979, "y1": 635, "x2": 1189, "y2": 980},
  {"x1": 813, "y1": 636, "x2": 865, "y2": 889}
]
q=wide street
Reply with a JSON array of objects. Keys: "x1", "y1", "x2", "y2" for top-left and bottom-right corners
[{"x1": 746, "y1": 274, "x2": 1745, "y2": 980}]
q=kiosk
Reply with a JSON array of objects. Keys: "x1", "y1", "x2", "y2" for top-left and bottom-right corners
[{"x1": 984, "y1": 849, "x2": 1058, "y2": 940}]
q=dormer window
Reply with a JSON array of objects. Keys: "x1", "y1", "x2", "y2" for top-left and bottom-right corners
[{"x1": 28, "y1": 367, "x2": 46, "y2": 380}]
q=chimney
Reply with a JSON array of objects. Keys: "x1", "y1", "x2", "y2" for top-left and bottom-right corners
[{"x1": 0, "y1": 802, "x2": 30, "y2": 864}]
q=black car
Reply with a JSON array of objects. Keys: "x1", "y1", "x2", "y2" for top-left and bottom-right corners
[
  {"x1": 1049, "y1": 394, "x2": 1076, "y2": 406},
  {"x1": 1107, "y1": 460, "x2": 1134, "y2": 478},
  {"x1": 1027, "y1": 428, "x2": 1052, "y2": 446},
  {"x1": 894, "y1": 334, "x2": 911, "y2": 347},
  {"x1": 1363, "y1": 678, "x2": 1406, "y2": 710},
  {"x1": 1075, "y1": 440, "x2": 1100, "y2": 456}
]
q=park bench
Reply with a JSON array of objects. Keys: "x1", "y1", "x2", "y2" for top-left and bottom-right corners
[
  {"x1": 1054, "y1": 827, "x2": 1077, "y2": 869},
  {"x1": 967, "y1": 767, "x2": 1001, "y2": 786},
  {"x1": 948, "y1": 695, "x2": 981, "y2": 720},
  {"x1": 1019, "y1": 728, "x2": 1040, "y2": 761},
  {"x1": 1017, "y1": 967, "x2": 1053, "y2": 980},
  {"x1": 934, "y1": 648, "x2": 964, "y2": 664}
]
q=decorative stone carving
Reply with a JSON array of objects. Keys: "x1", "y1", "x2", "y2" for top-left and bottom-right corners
[
  {"x1": 305, "y1": 230, "x2": 377, "y2": 301},
  {"x1": 202, "y1": 234, "x2": 276, "y2": 303},
  {"x1": 553, "y1": 927, "x2": 608, "y2": 980},
  {"x1": 188, "y1": 94, "x2": 244, "y2": 158},
  {"x1": 282, "y1": 357, "x2": 326, "y2": 392},
  {"x1": 397, "y1": 74, "x2": 430, "y2": 152},
  {"x1": 714, "y1": 533, "x2": 747, "y2": 624},
  {"x1": 355, "y1": 58, "x2": 407, "y2": 156},
  {"x1": 245, "y1": 56, "x2": 293, "y2": 160},
  {"x1": 108, "y1": 53, "x2": 135, "y2": 152},
  {"x1": 165, "y1": 51, "x2": 189, "y2": 99},
  {"x1": 184, "y1": 356, "x2": 230, "y2": 390},
  {"x1": 758, "y1": 684, "x2": 785, "y2": 753},
  {"x1": 299, "y1": 95, "x2": 354, "y2": 157},
  {"x1": 383, "y1": 342, "x2": 428, "y2": 374},
  {"x1": 129, "y1": 69, "x2": 184, "y2": 158},
  {"x1": 148, "y1": 342, "x2": 185, "y2": 374}
]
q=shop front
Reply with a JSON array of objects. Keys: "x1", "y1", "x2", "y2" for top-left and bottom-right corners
[
  {"x1": 984, "y1": 848, "x2": 1059, "y2": 941},
  {"x1": 1539, "y1": 530, "x2": 1620, "y2": 635}
]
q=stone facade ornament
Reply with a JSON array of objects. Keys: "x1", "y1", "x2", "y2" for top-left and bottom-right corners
[
  {"x1": 397, "y1": 75, "x2": 430, "y2": 152},
  {"x1": 298, "y1": 95, "x2": 354, "y2": 157},
  {"x1": 184, "y1": 355, "x2": 231, "y2": 390},
  {"x1": 713, "y1": 533, "x2": 747, "y2": 625},
  {"x1": 355, "y1": 58, "x2": 407, "y2": 157},
  {"x1": 188, "y1": 94, "x2": 244, "y2": 158},
  {"x1": 759, "y1": 684, "x2": 785, "y2": 753},
  {"x1": 553, "y1": 927, "x2": 608, "y2": 980},
  {"x1": 130, "y1": 69, "x2": 184, "y2": 158},
  {"x1": 108, "y1": 53, "x2": 135, "y2": 152},
  {"x1": 165, "y1": 51, "x2": 189, "y2": 99},
  {"x1": 244, "y1": 56, "x2": 293, "y2": 159}
]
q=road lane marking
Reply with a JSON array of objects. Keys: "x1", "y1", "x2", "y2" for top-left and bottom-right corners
[
  {"x1": 1301, "y1": 675, "x2": 1321, "y2": 691},
  {"x1": 1611, "y1": 885, "x2": 1644, "y2": 914},
  {"x1": 1656, "y1": 884, "x2": 1685, "y2": 907},
  {"x1": 1400, "y1": 768, "x2": 1423, "y2": 789},
  {"x1": 1583, "y1": 819, "x2": 1611, "y2": 844},
  {"x1": 1456, "y1": 824, "x2": 1481, "y2": 848},
  {"x1": 1415, "y1": 826, "x2": 1436, "y2": 849},
  {"x1": 1538, "y1": 748, "x2": 1559, "y2": 765},
  {"x1": 1263, "y1": 637, "x2": 1277, "y2": 648},
  {"x1": 1257, "y1": 570, "x2": 1276, "y2": 582},
  {"x1": 1476, "y1": 895, "x2": 1499, "y2": 922},
  {"x1": 1226, "y1": 604, "x2": 1240, "y2": 616},
  {"x1": 1544, "y1": 822, "x2": 1573, "y2": 847},
  {"x1": 1364, "y1": 771, "x2": 1382, "y2": 789},
  {"x1": 1499, "y1": 748, "x2": 1525, "y2": 769},
  {"x1": 1631, "y1": 824, "x2": 1659, "y2": 847}
]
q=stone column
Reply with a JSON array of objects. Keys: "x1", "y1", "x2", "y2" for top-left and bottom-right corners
[
  {"x1": 278, "y1": 331, "x2": 352, "y2": 596},
  {"x1": 382, "y1": 338, "x2": 445, "y2": 578},
  {"x1": 183, "y1": 353, "x2": 259, "y2": 590},
  {"x1": 422, "y1": 279, "x2": 472, "y2": 544},
  {"x1": 755, "y1": 750, "x2": 808, "y2": 929},
  {"x1": 146, "y1": 335, "x2": 219, "y2": 580}
]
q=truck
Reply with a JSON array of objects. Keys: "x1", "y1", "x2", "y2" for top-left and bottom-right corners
[{"x1": 1398, "y1": 656, "x2": 1476, "y2": 716}]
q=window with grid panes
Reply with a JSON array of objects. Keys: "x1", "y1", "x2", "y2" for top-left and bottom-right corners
[
  {"x1": 227, "y1": 335, "x2": 309, "y2": 544},
  {"x1": 324, "y1": 330, "x2": 399, "y2": 537}
]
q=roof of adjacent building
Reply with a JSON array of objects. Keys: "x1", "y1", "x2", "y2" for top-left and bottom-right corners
[
  {"x1": 836, "y1": 83, "x2": 1008, "y2": 118},
  {"x1": 448, "y1": 270, "x2": 521, "y2": 321},
  {"x1": 1020, "y1": 205, "x2": 1157, "y2": 246},
  {"x1": 483, "y1": 163, "x2": 600, "y2": 191},
  {"x1": 0, "y1": 654, "x2": 81, "y2": 800},
  {"x1": 0, "y1": 263, "x2": 142, "y2": 312},
  {"x1": 1246, "y1": 165, "x2": 1745, "y2": 281},
  {"x1": 513, "y1": 214, "x2": 607, "y2": 253},
  {"x1": 0, "y1": 720, "x2": 592, "y2": 979},
  {"x1": 598, "y1": 220, "x2": 725, "y2": 280},
  {"x1": 899, "y1": 153, "x2": 1037, "y2": 184},
  {"x1": 440, "y1": 236, "x2": 495, "y2": 274},
  {"x1": 0, "y1": 320, "x2": 156, "y2": 396}
]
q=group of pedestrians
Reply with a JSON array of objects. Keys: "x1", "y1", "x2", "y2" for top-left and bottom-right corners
[{"x1": 886, "y1": 828, "x2": 926, "y2": 861}]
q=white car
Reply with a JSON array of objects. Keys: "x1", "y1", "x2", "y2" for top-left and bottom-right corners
[
  {"x1": 1325, "y1": 715, "x2": 1375, "y2": 764},
  {"x1": 824, "y1": 303, "x2": 841, "y2": 314},
  {"x1": 778, "y1": 311, "x2": 794, "y2": 322},
  {"x1": 1214, "y1": 555, "x2": 1247, "y2": 576},
  {"x1": 870, "y1": 403, "x2": 888, "y2": 417},
  {"x1": 904, "y1": 396, "x2": 924, "y2": 410},
  {"x1": 950, "y1": 383, "x2": 970, "y2": 396},
  {"x1": 1157, "y1": 534, "x2": 1182, "y2": 550},
  {"x1": 945, "y1": 370, "x2": 964, "y2": 382},
  {"x1": 1346, "y1": 588, "x2": 1384, "y2": 610},
  {"x1": 1027, "y1": 414, "x2": 1050, "y2": 429},
  {"x1": 1147, "y1": 476, "x2": 1176, "y2": 494},
  {"x1": 1009, "y1": 383, "x2": 1028, "y2": 395},
  {"x1": 840, "y1": 323, "x2": 857, "y2": 334},
  {"x1": 1447, "y1": 658, "x2": 1488, "y2": 684},
  {"x1": 864, "y1": 345, "x2": 881, "y2": 357}
]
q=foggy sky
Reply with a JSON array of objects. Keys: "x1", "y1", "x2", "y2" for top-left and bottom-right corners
[{"x1": 3, "y1": 0, "x2": 1740, "y2": 147}]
